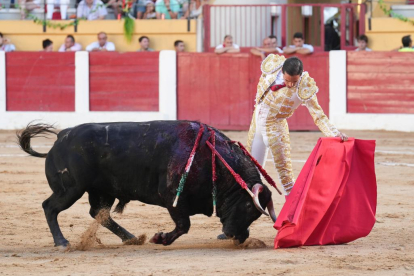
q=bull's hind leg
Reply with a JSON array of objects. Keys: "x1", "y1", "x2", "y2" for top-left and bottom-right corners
[
  {"x1": 150, "y1": 205, "x2": 191, "y2": 246},
  {"x1": 42, "y1": 188, "x2": 85, "y2": 248},
  {"x1": 88, "y1": 193, "x2": 136, "y2": 242}
]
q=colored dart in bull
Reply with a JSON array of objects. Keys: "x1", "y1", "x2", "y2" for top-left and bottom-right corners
[{"x1": 173, "y1": 124, "x2": 205, "y2": 207}]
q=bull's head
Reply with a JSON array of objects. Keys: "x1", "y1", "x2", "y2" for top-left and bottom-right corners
[{"x1": 219, "y1": 183, "x2": 277, "y2": 244}]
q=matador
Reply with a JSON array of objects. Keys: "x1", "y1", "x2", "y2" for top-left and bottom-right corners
[{"x1": 247, "y1": 55, "x2": 348, "y2": 195}]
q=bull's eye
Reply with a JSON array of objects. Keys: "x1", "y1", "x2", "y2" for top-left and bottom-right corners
[{"x1": 246, "y1": 202, "x2": 252, "y2": 209}]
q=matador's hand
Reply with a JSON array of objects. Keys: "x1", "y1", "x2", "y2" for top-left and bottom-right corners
[{"x1": 337, "y1": 132, "x2": 348, "y2": 142}]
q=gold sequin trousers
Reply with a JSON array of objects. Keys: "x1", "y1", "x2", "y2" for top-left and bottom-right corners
[{"x1": 247, "y1": 103, "x2": 295, "y2": 194}]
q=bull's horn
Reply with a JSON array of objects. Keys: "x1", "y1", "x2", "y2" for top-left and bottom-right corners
[
  {"x1": 267, "y1": 199, "x2": 277, "y2": 223},
  {"x1": 252, "y1": 184, "x2": 269, "y2": 217}
]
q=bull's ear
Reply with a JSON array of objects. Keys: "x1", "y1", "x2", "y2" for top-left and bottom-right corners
[{"x1": 251, "y1": 184, "x2": 269, "y2": 216}]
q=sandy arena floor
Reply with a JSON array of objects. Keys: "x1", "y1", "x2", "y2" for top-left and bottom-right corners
[{"x1": 0, "y1": 128, "x2": 413, "y2": 276}]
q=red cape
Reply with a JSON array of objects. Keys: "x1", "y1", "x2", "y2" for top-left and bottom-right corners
[{"x1": 274, "y1": 138, "x2": 377, "y2": 248}]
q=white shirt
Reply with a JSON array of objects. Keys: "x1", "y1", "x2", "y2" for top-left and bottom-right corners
[
  {"x1": 355, "y1": 47, "x2": 372, "y2": 51},
  {"x1": 86, "y1": 41, "x2": 116, "y2": 51},
  {"x1": 286, "y1": 44, "x2": 314, "y2": 53},
  {"x1": 58, "y1": 42, "x2": 82, "y2": 52},
  {"x1": 0, "y1": 44, "x2": 15, "y2": 52},
  {"x1": 215, "y1": 43, "x2": 240, "y2": 49},
  {"x1": 275, "y1": 47, "x2": 283, "y2": 54},
  {"x1": 77, "y1": 0, "x2": 107, "y2": 20}
]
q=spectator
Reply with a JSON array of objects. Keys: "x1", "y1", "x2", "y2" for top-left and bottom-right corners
[
  {"x1": 324, "y1": 21, "x2": 340, "y2": 51},
  {"x1": 283, "y1": 32, "x2": 314, "y2": 55},
  {"x1": 250, "y1": 37, "x2": 273, "y2": 59},
  {"x1": 58, "y1": 35, "x2": 82, "y2": 52},
  {"x1": 0, "y1": 33, "x2": 15, "y2": 52},
  {"x1": 174, "y1": 40, "x2": 185, "y2": 52},
  {"x1": 182, "y1": 0, "x2": 203, "y2": 19},
  {"x1": 156, "y1": 0, "x2": 180, "y2": 19},
  {"x1": 143, "y1": 1, "x2": 156, "y2": 19},
  {"x1": 86, "y1": 32, "x2": 115, "y2": 51},
  {"x1": 42, "y1": 39, "x2": 53, "y2": 52},
  {"x1": 398, "y1": 35, "x2": 414, "y2": 52},
  {"x1": 46, "y1": 0, "x2": 70, "y2": 20},
  {"x1": 214, "y1": 35, "x2": 240, "y2": 54},
  {"x1": 77, "y1": 0, "x2": 107, "y2": 20},
  {"x1": 137, "y1": 36, "x2": 154, "y2": 52},
  {"x1": 105, "y1": 0, "x2": 123, "y2": 19},
  {"x1": 18, "y1": 0, "x2": 40, "y2": 19},
  {"x1": 132, "y1": 0, "x2": 151, "y2": 19},
  {"x1": 355, "y1": 35, "x2": 371, "y2": 51}
]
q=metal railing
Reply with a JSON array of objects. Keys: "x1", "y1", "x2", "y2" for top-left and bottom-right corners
[{"x1": 203, "y1": 3, "x2": 366, "y2": 52}]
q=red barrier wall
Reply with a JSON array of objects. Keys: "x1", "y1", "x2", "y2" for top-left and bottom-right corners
[
  {"x1": 89, "y1": 52, "x2": 159, "y2": 111},
  {"x1": 6, "y1": 52, "x2": 75, "y2": 111},
  {"x1": 347, "y1": 52, "x2": 414, "y2": 114},
  {"x1": 177, "y1": 52, "x2": 330, "y2": 131}
]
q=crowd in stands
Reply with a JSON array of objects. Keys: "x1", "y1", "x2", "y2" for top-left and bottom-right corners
[
  {"x1": 15, "y1": 0, "x2": 204, "y2": 20},
  {"x1": 1, "y1": 30, "x2": 414, "y2": 54}
]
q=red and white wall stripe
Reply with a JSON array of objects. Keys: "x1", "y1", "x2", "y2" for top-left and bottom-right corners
[{"x1": 0, "y1": 51, "x2": 177, "y2": 129}]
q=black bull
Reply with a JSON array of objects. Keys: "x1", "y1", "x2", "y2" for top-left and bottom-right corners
[{"x1": 17, "y1": 121, "x2": 276, "y2": 247}]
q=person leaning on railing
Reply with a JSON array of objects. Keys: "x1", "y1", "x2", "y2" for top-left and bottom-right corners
[
  {"x1": 283, "y1": 32, "x2": 314, "y2": 55},
  {"x1": 355, "y1": 35, "x2": 371, "y2": 52},
  {"x1": 58, "y1": 35, "x2": 82, "y2": 52},
  {"x1": 250, "y1": 37, "x2": 273, "y2": 59},
  {"x1": 251, "y1": 36, "x2": 283, "y2": 59},
  {"x1": 214, "y1": 35, "x2": 240, "y2": 55},
  {"x1": 42, "y1": 39, "x2": 53, "y2": 52},
  {"x1": 0, "y1": 33, "x2": 15, "y2": 52},
  {"x1": 86, "y1": 32, "x2": 115, "y2": 52},
  {"x1": 77, "y1": 0, "x2": 107, "y2": 20},
  {"x1": 398, "y1": 35, "x2": 414, "y2": 52}
]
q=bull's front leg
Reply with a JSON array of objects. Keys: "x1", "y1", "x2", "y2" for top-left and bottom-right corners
[{"x1": 150, "y1": 205, "x2": 191, "y2": 246}]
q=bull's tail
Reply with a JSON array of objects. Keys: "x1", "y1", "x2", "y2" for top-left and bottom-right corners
[{"x1": 16, "y1": 122, "x2": 57, "y2": 158}]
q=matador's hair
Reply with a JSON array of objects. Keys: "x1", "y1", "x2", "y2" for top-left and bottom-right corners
[{"x1": 282, "y1": 57, "x2": 303, "y2": 76}]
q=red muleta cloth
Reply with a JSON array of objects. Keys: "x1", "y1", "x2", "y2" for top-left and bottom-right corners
[{"x1": 274, "y1": 137, "x2": 377, "y2": 248}]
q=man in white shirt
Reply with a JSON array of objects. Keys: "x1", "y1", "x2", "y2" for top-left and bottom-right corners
[
  {"x1": 214, "y1": 35, "x2": 240, "y2": 54},
  {"x1": 251, "y1": 35, "x2": 283, "y2": 59},
  {"x1": 355, "y1": 35, "x2": 372, "y2": 52},
  {"x1": 58, "y1": 35, "x2": 82, "y2": 52},
  {"x1": 283, "y1": 32, "x2": 314, "y2": 55},
  {"x1": 77, "y1": 0, "x2": 107, "y2": 20},
  {"x1": 86, "y1": 32, "x2": 116, "y2": 52}
]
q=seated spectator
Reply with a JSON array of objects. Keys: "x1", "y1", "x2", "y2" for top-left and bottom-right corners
[
  {"x1": 104, "y1": 0, "x2": 122, "y2": 19},
  {"x1": 137, "y1": 36, "x2": 154, "y2": 52},
  {"x1": 46, "y1": 0, "x2": 70, "y2": 20},
  {"x1": 182, "y1": 0, "x2": 203, "y2": 19},
  {"x1": 42, "y1": 39, "x2": 53, "y2": 52},
  {"x1": 0, "y1": 33, "x2": 15, "y2": 52},
  {"x1": 398, "y1": 35, "x2": 414, "y2": 52},
  {"x1": 132, "y1": 0, "x2": 151, "y2": 19},
  {"x1": 58, "y1": 35, "x2": 82, "y2": 52},
  {"x1": 214, "y1": 35, "x2": 240, "y2": 54},
  {"x1": 77, "y1": 0, "x2": 107, "y2": 20},
  {"x1": 18, "y1": 0, "x2": 40, "y2": 19},
  {"x1": 355, "y1": 35, "x2": 371, "y2": 51},
  {"x1": 283, "y1": 32, "x2": 314, "y2": 55},
  {"x1": 86, "y1": 32, "x2": 115, "y2": 51},
  {"x1": 250, "y1": 37, "x2": 273, "y2": 59},
  {"x1": 156, "y1": 0, "x2": 179, "y2": 19},
  {"x1": 174, "y1": 40, "x2": 185, "y2": 52},
  {"x1": 251, "y1": 36, "x2": 283, "y2": 58},
  {"x1": 143, "y1": 1, "x2": 157, "y2": 19}
]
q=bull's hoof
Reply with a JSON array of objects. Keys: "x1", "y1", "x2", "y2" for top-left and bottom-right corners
[
  {"x1": 217, "y1": 233, "x2": 230, "y2": 240},
  {"x1": 55, "y1": 242, "x2": 71, "y2": 252},
  {"x1": 123, "y1": 234, "x2": 147, "y2": 245},
  {"x1": 149, "y1": 232, "x2": 164, "y2": 244}
]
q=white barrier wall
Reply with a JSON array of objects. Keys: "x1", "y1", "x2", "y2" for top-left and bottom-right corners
[
  {"x1": 0, "y1": 50, "x2": 177, "y2": 130},
  {"x1": 329, "y1": 50, "x2": 414, "y2": 132}
]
